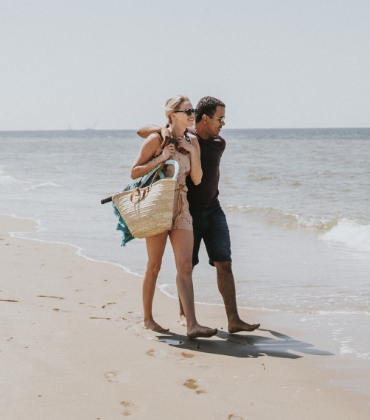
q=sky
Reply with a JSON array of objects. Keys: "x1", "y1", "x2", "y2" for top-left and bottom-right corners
[{"x1": 1, "y1": 0, "x2": 369, "y2": 130}]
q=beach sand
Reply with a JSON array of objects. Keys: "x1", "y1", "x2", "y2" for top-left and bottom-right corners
[{"x1": 1, "y1": 215, "x2": 369, "y2": 419}]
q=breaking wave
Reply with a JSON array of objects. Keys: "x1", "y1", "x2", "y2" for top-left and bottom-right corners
[
  {"x1": 320, "y1": 219, "x2": 370, "y2": 254},
  {"x1": 225, "y1": 204, "x2": 370, "y2": 254},
  {"x1": 225, "y1": 204, "x2": 336, "y2": 231},
  {"x1": 26, "y1": 181, "x2": 62, "y2": 190},
  {"x1": 0, "y1": 169, "x2": 28, "y2": 187}
]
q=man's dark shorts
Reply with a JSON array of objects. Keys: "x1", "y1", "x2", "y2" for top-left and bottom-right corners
[{"x1": 190, "y1": 204, "x2": 232, "y2": 267}]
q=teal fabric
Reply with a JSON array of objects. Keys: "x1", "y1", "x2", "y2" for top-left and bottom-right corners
[
  {"x1": 113, "y1": 198, "x2": 134, "y2": 246},
  {"x1": 112, "y1": 168, "x2": 165, "y2": 246}
]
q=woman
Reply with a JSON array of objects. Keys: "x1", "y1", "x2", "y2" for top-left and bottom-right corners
[{"x1": 131, "y1": 95, "x2": 217, "y2": 338}]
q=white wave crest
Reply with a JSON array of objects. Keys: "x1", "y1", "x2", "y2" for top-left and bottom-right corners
[
  {"x1": 0, "y1": 169, "x2": 28, "y2": 186},
  {"x1": 225, "y1": 204, "x2": 334, "y2": 231},
  {"x1": 26, "y1": 182, "x2": 62, "y2": 190},
  {"x1": 320, "y1": 219, "x2": 370, "y2": 253}
]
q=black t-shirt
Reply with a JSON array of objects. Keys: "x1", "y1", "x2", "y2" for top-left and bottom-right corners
[{"x1": 186, "y1": 127, "x2": 226, "y2": 208}]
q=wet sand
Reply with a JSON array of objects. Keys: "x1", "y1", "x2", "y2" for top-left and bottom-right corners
[{"x1": 1, "y1": 215, "x2": 369, "y2": 419}]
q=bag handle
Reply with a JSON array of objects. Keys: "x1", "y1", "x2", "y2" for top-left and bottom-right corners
[
  {"x1": 101, "y1": 159, "x2": 179, "y2": 205},
  {"x1": 129, "y1": 159, "x2": 179, "y2": 203}
]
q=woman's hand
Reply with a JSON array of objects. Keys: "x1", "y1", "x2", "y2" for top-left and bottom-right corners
[
  {"x1": 176, "y1": 136, "x2": 195, "y2": 153},
  {"x1": 161, "y1": 143, "x2": 176, "y2": 160}
]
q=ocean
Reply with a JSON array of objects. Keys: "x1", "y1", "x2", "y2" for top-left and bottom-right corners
[{"x1": 1, "y1": 128, "x2": 370, "y2": 368}]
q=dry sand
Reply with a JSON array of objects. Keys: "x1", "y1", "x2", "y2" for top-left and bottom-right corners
[{"x1": 1, "y1": 214, "x2": 369, "y2": 419}]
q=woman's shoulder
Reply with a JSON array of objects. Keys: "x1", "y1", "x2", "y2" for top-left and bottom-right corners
[
  {"x1": 146, "y1": 132, "x2": 162, "y2": 143},
  {"x1": 141, "y1": 132, "x2": 162, "y2": 148}
]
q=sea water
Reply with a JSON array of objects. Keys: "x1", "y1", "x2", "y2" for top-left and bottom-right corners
[{"x1": 1, "y1": 129, "x2": 369, "y2": 366}]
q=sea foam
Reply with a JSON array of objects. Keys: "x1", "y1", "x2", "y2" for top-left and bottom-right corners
[
  {"x1": 320, "y1": 218, "x2": 370, "y2": 253},
  {"x1": 0, "y1": 169, "x2": 28, "y2": 187},
  {"x1": 26, "y1": 181, "x2": 62, "y2": 190}
]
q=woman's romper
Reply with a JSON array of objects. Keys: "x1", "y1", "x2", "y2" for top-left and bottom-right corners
[{"x1": 162, "y1": 150, "x2": 193, "y2": 231}]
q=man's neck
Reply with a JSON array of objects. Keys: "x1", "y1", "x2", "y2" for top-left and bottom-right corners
[{"x1": 194, "y1": 123, "x2": 212, "y2": 140}]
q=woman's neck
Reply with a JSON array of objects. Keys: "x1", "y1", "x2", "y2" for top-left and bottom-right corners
[{"x1": 170, "y1": 123, "x2": 186, "y2": 138}]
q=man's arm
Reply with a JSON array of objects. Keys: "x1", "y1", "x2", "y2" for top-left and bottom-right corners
[{"x1": 137, "y1": 125, "x2": 161, "y2": 139}]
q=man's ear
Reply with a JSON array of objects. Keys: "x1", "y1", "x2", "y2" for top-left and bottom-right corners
[{"x1": 201, "y1": 114, "x2": 208, "y2": 123}]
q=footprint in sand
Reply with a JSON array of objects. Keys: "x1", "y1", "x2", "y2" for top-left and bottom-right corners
[
  {"x1": 124, "y1": 324, "x2": 160, "y2": 344},
  {"x1": 125, "y1": 324, "x2": 142, "y2": 334},
  {"x1": 146, "y1": 348, "x2": 167, "y2": 358},
  {"x1": 104, "y1": 371, "x2": 129, "y2": 384},
  {"x1": 125, "y1": 311, "x2": 144, "y2": 323},
  {"x1": 181, "y1": 352, "x2": 194, "y2": 359},
  {"x1": 183, "y1": 379, "x2": 207, "y2": 394},
  {"x1": 120, "y1": 401, "x2": 139, "y2": 416}
]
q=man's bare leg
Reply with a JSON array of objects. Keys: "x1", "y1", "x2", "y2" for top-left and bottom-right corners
[
  {"x1": 179, "y1": 261, "x2": 259, "y2": 333},
  {"x1": 214, "y1": 261, "x2": 260, "y2": 333}
]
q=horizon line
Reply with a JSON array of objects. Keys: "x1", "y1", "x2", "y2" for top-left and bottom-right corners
[{"x1": 1, "y1": 126, "x2": 370, "y2": 132}]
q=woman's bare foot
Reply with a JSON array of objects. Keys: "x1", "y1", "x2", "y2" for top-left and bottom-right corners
[
  {"x1": 143, "y1": 319, "x2": 169, "y2": 332},
  {"x1": 228, "y1": 319, "x2": 260, "y2": 333},
  {"x1": 187, "y1": 325, "x2": 218, "y2": 339}
]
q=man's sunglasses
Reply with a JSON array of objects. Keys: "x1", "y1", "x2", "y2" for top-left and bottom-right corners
[
  {"x1": 211, "y1": 115, "x2": 225, "y2": 123},
  {"x1": 174, "y1": 108, "x2": 196, "y2": 116}
]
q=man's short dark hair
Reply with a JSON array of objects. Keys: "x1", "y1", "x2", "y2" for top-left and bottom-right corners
[{"x1": 195, "y1": 96, "x2": 225, "y2": 123}]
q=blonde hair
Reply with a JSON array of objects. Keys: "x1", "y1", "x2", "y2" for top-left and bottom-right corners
[{"x1": 164, "y1": 95, "x2": 189, "y2": 124}]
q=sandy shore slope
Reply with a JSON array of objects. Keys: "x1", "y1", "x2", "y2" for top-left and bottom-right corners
[{"x1": 1, "y1": 215, "x2": 368, "y2": 419}]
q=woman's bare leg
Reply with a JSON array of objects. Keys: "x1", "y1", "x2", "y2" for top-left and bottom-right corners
[
  {"x1": 143, "y1": 231, "x2": 169, "y2": 332},
  {"x1": 169, "y1": 229, "x2": 217, "y2": 338}
]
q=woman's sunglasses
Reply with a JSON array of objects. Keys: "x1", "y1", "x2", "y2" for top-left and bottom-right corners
[{"x1": 174, "y1": 108, "x2": 196, "y2": 116}]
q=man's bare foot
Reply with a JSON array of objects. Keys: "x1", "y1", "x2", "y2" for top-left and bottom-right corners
[
  {"x1": 228, "y1": 319, "x2": 260, "y2": 333},
  {"x1": 179, "y1": 314, "x2": 187, "y2": 327},
  {"x1": 187, "y1": 325, "x2": 218, "y2": 339},
  {"x1": 143, "y1": 320, "x2": 169, "y2": 332}
]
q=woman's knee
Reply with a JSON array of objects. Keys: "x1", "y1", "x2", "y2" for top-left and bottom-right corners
[
  {"x1": 146, "y1": 259, "x2": 162, "y2": 275},
  {"x1": 176, "y1": 260, "x2": 193, "y2": 277}
]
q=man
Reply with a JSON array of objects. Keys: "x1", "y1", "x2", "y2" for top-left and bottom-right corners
[{"x1": 138, "y1": 96, "x2": 260, "y2": 333}]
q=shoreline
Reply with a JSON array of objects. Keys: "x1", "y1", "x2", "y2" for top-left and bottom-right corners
[
  {"x1": 1, "y1": 214, "x2": 369, "y2": 419},
  {"x1": 7, "y1": 213, "x2": 369, "y2": 317}
]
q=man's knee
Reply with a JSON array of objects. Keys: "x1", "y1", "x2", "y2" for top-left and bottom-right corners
[{"x1": 214, "y1": 260, "x2": 233, "y2": 275}]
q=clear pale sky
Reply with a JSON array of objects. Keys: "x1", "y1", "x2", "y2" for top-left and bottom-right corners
[{"x1": 1, "y1": 0, "x2": 369, "y2": 130}]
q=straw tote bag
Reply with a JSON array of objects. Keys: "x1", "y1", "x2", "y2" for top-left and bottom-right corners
[{"x1": 111, "y1": 159, "x2": 179, "y2": 238}]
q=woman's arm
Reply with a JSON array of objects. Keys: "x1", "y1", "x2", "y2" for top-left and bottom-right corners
[
  {"x1": 131, "y1": 133, "x2": 175, "y2": 179},
  {"x1": 177, "y1": 134, "x2": 202, "y2": 185}
]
